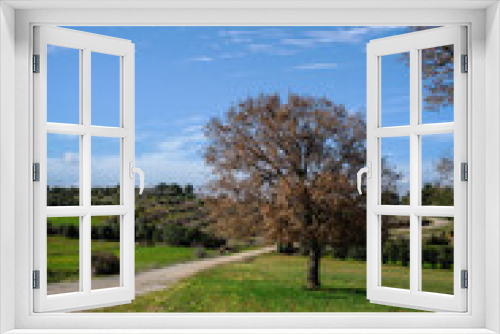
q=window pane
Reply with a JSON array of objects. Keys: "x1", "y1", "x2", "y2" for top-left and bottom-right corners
[
  {"x1": 47, "y1": 45, "x2": 80, "y2": 124},
  {"x1": 47, "y1": 217, "x2": 81, "y2": 295},
  {"x1": 47, "y1": 133, "x2": 80, "y2": 206},
  {"x1": 91, "y1": 52, "x2": 121, "y2": 127},
  {"x1": 92, "y1": 215, "x2": 121, "y2": 290},
  {"x1": 381, "y1": 52, "x2": 410, "y2": 127},
  {"x1": 381, "y1": 137, "x2": 409, "y2": 205},
  {"x1": 421, "y1": 216, "x2": 454, "y2": 295},
  {"x1": 91, "y1": 137, "x2": 121, "y2": 205},
  {"x1": 421, "y1": 133, "x2": 454, "y2": 206},
  {"x1": 381, "y1": 215, "x2": 410, "y2": 290},
  {"x1": 421, "y1": 45, "x2": 454, "y2": 124}
]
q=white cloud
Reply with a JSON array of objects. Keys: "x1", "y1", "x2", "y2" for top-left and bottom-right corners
[
  {"x1": 187, "y1": 56, "x2": 214, "y2": 62},
  {"x1": 48, "y1": 114, "x2": 213, "y2": 188},
  {"x1": 282, "y1": 26, "x2": 406, "y2": 48},
  {"x1": 246, "y1": 43, "x2": 295, "y2": 56},
  {"x1": 183, "y1": 124, "x2": 205, "y2": 133},
  {"x1": 200, "y1": 27, "x2": 408, "y2": 64},
  {"x1": 248, "y1": 43, "x2": 272, "y2": 52},
  {"x1": 158, "y1": 132, "x2": 206, "y2": 151},
  {"x1": 306, "y1": 28, "x2": 373, "y2": 43},
  {"x1": 216, "y1": 29, "x2": 295, "y2": 58},
  {"x1": 135, "y1": 116, "x2": 211, "y2": 187},
  {"x1": 62, "y1": 152, "x2": 79, "y2": 163},
  {"x1": 218, "y1": 30, "x2": 255, "y2": 43},
  {"x1": 135, "y1": 151, "x2": 211, "y2": 187},
  {"x1": 292, "y1": 63, "x2": 338, "y2": 70},
  {"x1": 174, "y1": 114, "x2": 209, "y2": 126},
  {"x1": 219, "y1": 28, "x2": 289, "y2": 40},
  {"x1": 91, "y1": 155, "x2": 120, "y2": 187},
  {"x1": 136, "y1": 125, "x2": 210, "y2": 186},
  {"x1": 281, "y1": 38, "x2": 316, "y2": 47},
  {"x1": 219, "y1": 30, "x2": 256, "y2": 38},
  {"x1": 220, "y1": 52, "x2": 246, "y2": 59},
  {"x1": 47, "y1": 157, "x2": 79, "y2": 187}
]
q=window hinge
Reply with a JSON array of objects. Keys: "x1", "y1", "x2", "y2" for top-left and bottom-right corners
[
  {"x1": 33, "y1": 54, "x2": 40, "y2": 73},
  {"x1": 461, "y1": 162, "x2": 468, "y2": 181},
  {"x1": 33, "y1": 163, "x2": 40, "y2": 182},
  {"x1": 33, "y1": 270, "x2": 40, "y2": 289},
  {"x1": 461, "y1": 270, "x2": 468, "y2": 289},
  {"x1": 461, "y1": 54, "x2": 468, "y2": 73}
]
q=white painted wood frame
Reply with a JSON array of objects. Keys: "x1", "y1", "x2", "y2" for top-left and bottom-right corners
[
  {"x1": 33, "y1": 26, "x2": 135, "y2": 313},
  {"x1": 1, "y1": 2, "x2": 496, "y2": 333},
  {"x1": 366, "y1": 26, "x2": 467, "y2": 312}
]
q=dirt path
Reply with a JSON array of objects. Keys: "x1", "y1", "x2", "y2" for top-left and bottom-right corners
[{"x1": 47, "y1": 246, "x2": 276, "y2": 296}]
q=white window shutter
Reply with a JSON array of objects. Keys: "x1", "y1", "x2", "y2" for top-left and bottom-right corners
[
  {"x1": 33, "y1": 26, "x2": 136, "y2": 313},
  {"x1": 365, "y1": 26, "x2": 467, "y2": 312}
]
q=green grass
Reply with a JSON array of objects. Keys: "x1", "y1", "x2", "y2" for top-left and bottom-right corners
[
  {"x1": 47, "y1": 236, "x2": 197, "y2": 283},
  {"x1": 47, "y1": 236, "x2": 82, "y2": 283},
  {"x1": 380, "y1": 261, "x2": 453, "y2": 294},
  {"x1": 88, "y1": 254, "x2": 452, "y2": 313},
  {"x1": 421, "y1": 267, "x2": 454, "y2": 294},
  {"x1": 135, "y1": 244, "x2": 197, "y2": 272},
  {"x1": 48, "y1": 216, "x2": 110, "y2": 227}
]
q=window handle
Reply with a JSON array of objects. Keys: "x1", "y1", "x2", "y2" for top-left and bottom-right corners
[
  {"x1": 129, "y1": 161, "x2": 145, "y2": 195},
  {"x1": 357, "y1": 162, "x2": 371, "y2": 195}
]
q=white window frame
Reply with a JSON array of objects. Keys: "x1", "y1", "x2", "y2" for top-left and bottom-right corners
[
  {"x1": 0, "y1": 1, "x2": 498, "y2": 333},
  {"x1": 33, "y1": 26, "x2": 136, "y2": 313},
  {"x1": 366, "y1": 26, "x2": 468, "y2": 312}
]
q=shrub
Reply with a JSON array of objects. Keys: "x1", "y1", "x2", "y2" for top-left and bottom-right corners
[
  {"x1": 194, "y1": 246, "x2": 208, "y2": 259},
  {"x1": 162, "y1": 223, "x2": 225, "y2": 249},
  {"x1": 91, "y1": 251, "x2": 120, "y2": 276},
  {"x1": 277, "y1": 242, "x2": 296, "y2": 255},
  {"x1": 332, "y1": 246, "x2": 348, "y2": 260},
  {"x1": 347, "y1": 246, "x2": 366, "y2": 261}
]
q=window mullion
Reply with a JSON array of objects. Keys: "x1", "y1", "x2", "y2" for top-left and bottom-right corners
[
  {"x1": 82, "y1": 48, "x2": 92, "y2": 294},
  {"x1": 409, "y1": 47, "x2": 420, "y2": 294}
]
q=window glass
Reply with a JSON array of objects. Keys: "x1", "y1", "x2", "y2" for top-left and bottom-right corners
[
  {"x1": 381, "y1": 215, "x2": 410, "y2": 290},
  {"x1": 47, "y1": 217, "x2": 81, "y2": 295},
  {"x1": 91, "y1": 137, "x2": 121, "y2": 205},
  {"x1": 421, "y1": 45, "x2": 454, "y2": 124},
  {"x1": 47, "y1": 133, "x2": 80, "y2": 206},
  {"x1": 381, "y1": 52, "x2": 410, "y2": 127},
  {"x1": 381, "y1": 137, "x2": 410, "y2": 205},
  {"x1": 421, "y1": 217, "x2": 454, "y2": 295},
  {"x1": 91, "y1": 52, "x2": 121, "y2": 127},
  {"x1": 92, "y1": 215, "x2": 121, "y2": 290},
  {"x1": 47, "y1": 45, "x2": 80, "y2": 124},
  {"x1": 421, "y1": 133, "x2": 454, "y2": 206}
]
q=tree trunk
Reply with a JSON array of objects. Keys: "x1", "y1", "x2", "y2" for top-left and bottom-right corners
[{"x1": 307, "y1": 246, "x2": 322, "y2": 289}]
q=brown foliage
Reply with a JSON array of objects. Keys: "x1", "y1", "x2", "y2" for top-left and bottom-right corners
[
  {"x1": 405, "y1": 26, "x2": 454, "y2": 111},
  {"x1": 203, "y1": 94, "x2": 367, "y2": 252}
]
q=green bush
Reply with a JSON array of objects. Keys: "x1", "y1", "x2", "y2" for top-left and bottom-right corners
[
  {"x1": 91, "y1": 251, "x2": 120, "y2": 276},
  {"x1": 347, "y1": 246, "x2": 366, "y2": 261},
  {"x1": 383, "y1": 235, "x2": 453, "y2": 269},
  {"x1": 276, "y1": 243, "x2": 298, "y2": 255}
]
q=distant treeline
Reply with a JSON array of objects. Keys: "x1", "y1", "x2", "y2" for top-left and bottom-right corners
[
  {"x1": 46, "y1": 183, "x2": 195, "y2": 206},
  {"x1": 48, "y1": 183, "x2": 453, "y2": 261},
  {"x1": 47, "y1": 183, "x2": 225, "y2": 249}
]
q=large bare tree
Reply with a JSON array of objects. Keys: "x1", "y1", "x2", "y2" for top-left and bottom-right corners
[{"x1": 203, "y1": 94, "x2": 367, "y2": 289}]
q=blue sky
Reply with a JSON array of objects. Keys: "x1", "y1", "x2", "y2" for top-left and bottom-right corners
[{"x1": 46, "y1": 26, "x2": 454, "y2": 193}]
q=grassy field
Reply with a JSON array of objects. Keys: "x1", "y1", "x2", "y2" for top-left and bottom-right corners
[
  {"x1": 47, "y1": 236, "x2": 197, "y2": 283},
  {"x1": 48, "y1": 216, "x2": 114, "y2": 227},
  {"x1": 87, "y1": 253, "x2": 453, "y2": 313}
]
